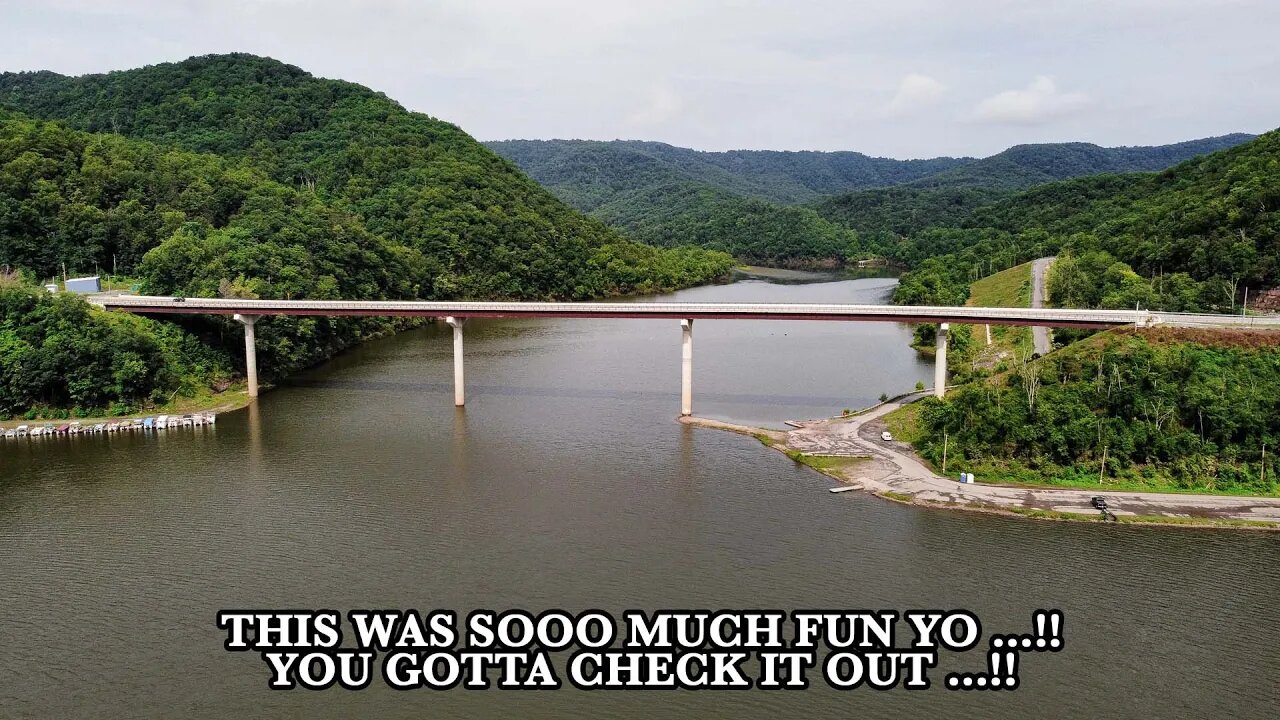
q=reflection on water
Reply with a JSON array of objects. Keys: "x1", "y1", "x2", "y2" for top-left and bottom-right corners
[{"x1": 1, "y1": 276, "x2": 1278, "y2": 719}]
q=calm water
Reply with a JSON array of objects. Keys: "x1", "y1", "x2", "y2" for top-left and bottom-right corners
[{"x1": 2, "y1": 276, "x2": 1278, "y2": 719}]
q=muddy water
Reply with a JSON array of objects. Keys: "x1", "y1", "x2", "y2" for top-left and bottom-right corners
[{"x1": 2, "y1": 276, "x2": 1277, "y2": 719}]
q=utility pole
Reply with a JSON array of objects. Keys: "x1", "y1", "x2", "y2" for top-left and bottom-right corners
[
  {"x1": 942, "y1": 431, "x2": 949, "y2": 474},
  {"x1": 1099, "y1": 446, "x2": 1108, "y2": 484}
]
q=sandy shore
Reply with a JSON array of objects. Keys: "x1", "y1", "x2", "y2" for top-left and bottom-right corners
[{"x1": 682, "y1": 402, "x2": 1280, "y2": 530}]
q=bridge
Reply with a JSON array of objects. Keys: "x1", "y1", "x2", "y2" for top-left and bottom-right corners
[{"x1": 91, "y1": 295, "x2": 1280, "y2": 415}]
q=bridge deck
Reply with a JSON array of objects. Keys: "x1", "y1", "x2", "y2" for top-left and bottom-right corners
[{"x1": 90, "y1": 295, "x2": 1280, "y2": 330}]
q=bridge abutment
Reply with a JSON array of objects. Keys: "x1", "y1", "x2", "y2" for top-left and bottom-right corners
[
  {"x1": 233, "y1": 314, "x2": 260, "y2": 399},
  {"x1": 681, "y1": 319, "x2": 693, "y2": 416},
  {"x1": 934, "y1": 322, "x2": 949, "y2": 398},
  {"x1": 446, "y1": 316, "x2": 466, "y2": 406}
]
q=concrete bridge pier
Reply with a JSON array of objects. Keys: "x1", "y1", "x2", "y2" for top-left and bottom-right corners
[
  {"x1": 446, "y1": 316, "x2": 466, "y2": 407},
  {"x1": 233, "y1": 314, "x2": 260, "y2": 399},
  {"x1": 934, "y1": 322, "x2": 949, "y2": 399},
  {"x1": 680, "y1": 319, "x2": 693, "y2": 416}
]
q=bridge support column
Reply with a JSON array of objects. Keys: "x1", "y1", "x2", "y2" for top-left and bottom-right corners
[
  {"x1": 934, "y1": 322, "x2": 949, "y2": 399},
  {"x1": 233, "y1": 314, "x2": 260, "y2": 399},
  {"x1": 680, "y1": 319, "x2": 693, "y2": 416},
  {"x1": 446, "y1": 316, "x2": 465, "y2": 407}
]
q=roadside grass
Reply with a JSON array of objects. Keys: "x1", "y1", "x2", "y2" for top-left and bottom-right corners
[
  {"x1": 882, "y1": 402, "x2": 927, "y2": 445},
  {"x1": 878, "y1": 490, "x2": 914, "y2": 503},
  {"x1": 784, "y1": 451, "x2": 869, "y2": 473},
  {"x1": 966, "y1": 262, "x2": 1034, "y2": 362}
]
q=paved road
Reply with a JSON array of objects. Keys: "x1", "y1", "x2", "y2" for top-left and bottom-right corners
[
  {"x1": 784, "y1": 400, "x2": 1280, "y2": 524},
  {"x1": 1031, "y1": 256, "x2": 1055, "y2": 355},
  {"x1": 91, "y1": 293, "x2": 1280, "y2": 329}
]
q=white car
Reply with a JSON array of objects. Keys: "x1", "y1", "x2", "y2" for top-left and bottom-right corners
[{"x1": 881, "y1": 431, "x2": 894, "y2": 442}]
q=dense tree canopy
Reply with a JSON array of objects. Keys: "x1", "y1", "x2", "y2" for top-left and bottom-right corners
[
  {"x1": 907, "y1": 136, "x2": 1253, "y2": 191},
  {"x1": 490, "y1": 132, "x2": 1253, "y2": 267},
  {"x1": 0, "y1": 55, "x2": 735, "y2": 415},
  {"x1": 488, "y1": 139, "x2": 969, "y2": 205},
  {"x1": 487, "y1": 140, "x2": 865, "y2": 265},
  {"x1": 0, "y1": 54, "x2": 734, "y2": 301},
  {"x1": 914, "y1": 330, "x2": 1280, "y2": 494},
  {"x1": 889, "y1": 129, "x2": 1280, "y2": 311},
  {"x1": 0, "y1": 283, "x2": 231, "y2": 417}
]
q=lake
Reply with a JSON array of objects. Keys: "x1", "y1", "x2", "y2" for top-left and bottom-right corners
[{"x1": 1, "y1": 274, "x2": 1277, "y2": 718}]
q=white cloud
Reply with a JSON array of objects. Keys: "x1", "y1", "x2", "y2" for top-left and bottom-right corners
[
  {"x1": 885, "y1": 73, "x2": 946, "y2": 115},
  {"x1": 2, "y1": 1, "x2": 1276, "y2": 155},
  {"x1": 972, "y1": 76, "x2": 1091, "y2": 125},
  {"x1": 627, "y1": 82, "x2": 684, "y2": 127}
]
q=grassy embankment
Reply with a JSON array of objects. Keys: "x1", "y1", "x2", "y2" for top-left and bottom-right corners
[{"x1": 965, "y1": 261, "x2": 1033, "y2": 367}]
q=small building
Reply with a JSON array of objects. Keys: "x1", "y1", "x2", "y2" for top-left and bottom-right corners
[
  {"x1": 44, "y1": 283, "x2": 58, "y2": 294},
  {"x1": 64, "y1": 276, "x2": 102, "y2": 294}
]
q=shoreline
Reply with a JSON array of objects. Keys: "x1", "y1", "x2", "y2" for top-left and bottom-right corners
[
  {"x1": 0, "y1": 386, "x2": 254, "y2": 432},
  {"x1": 681, "y1": 405, "x2": 1280, "y2": 530}
]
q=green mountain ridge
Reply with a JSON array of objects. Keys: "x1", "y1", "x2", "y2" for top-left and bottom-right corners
[
  {"x1": 487, "y1": 139, "x2": 970, "y2": 205},
  {"x1": 908, "y1": 135, "x2": 1256, "y2": 191},
  {"x1": 489, "y1": 133, "x2": 1256, "y2": 263},
  {"x1": 888, "y1": 127, "x2": 1280, "y2": 327},
  {"x1": 486, "y1": 139, "x2": 868, "y2": 264},
  {"x1": 0, "y1": 54, "x2": 733, "y2": 300}
]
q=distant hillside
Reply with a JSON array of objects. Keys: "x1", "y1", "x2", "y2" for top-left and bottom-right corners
[
  {"x1": 490, "y1": 134, "x2": 1255, "y2": 264},
  {"x1": 487, "y1": 139, "x2": 875, "y2": 264},
  {"x1": 909, "y1": 135, "x2": 1256, "y2": 191},
  {"x1": 488, "y1": 139, "x2": 970, "y2": 204},
  {"x1": 812, "y1": 134, "x2": 1256, "y2": 240},
  {"x1": 589, "y1": 182, "x2": 857, "y2": 266},
  {"x1": 812, "y1": 186, "x2": 1008, "y2": 240}
]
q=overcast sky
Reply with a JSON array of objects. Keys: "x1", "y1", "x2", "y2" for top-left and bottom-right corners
[{"x1": 2, "y1": 0, "x2": 1277, "y2": 158}]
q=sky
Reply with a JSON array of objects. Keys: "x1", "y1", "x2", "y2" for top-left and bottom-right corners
[{"x1": 1, "y1": 0, "x2": 1277, "y2": 158}]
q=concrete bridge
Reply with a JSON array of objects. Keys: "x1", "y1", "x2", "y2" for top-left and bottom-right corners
[{"x1": 91, "y1": 295, "x2": 1280, "y2": 415}]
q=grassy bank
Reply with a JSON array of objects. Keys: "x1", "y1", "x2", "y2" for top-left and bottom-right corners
[
  {"x1": 0, "y1": 384, "x2": 252, "y2": 430},
  {"x1": 965, "y1": 261, "x2": 1033, "y2": 365}
]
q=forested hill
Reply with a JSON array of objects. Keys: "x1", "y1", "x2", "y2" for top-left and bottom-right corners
[
  {"x1": 0, "y1": 53, "x2": 732, "y2": 300},
  {"x1": 485, "y1": 139, "x2": 867, "y2": 265},
  {"x1": 972, "y1": 129, "x2": 1280, "y2": 287},
  {"x1": 888, "y1": 128, "x2": 1280, "y2": 314},
  {"x1": 488, "y1": 133, "x2": 1255, "y2": 264},
  {"x1": 0, "y1": 54, "x2": 734, "y2": 417},
  {"x1": 907, "y1": 134, "x2": 1256, "y2": 191},
  {"x1": 812, "y1": 134, "x2": 1257, "y2": 239},
  {"x1": 487, "y1": 139, "x2": 970, "y2": 204}
]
